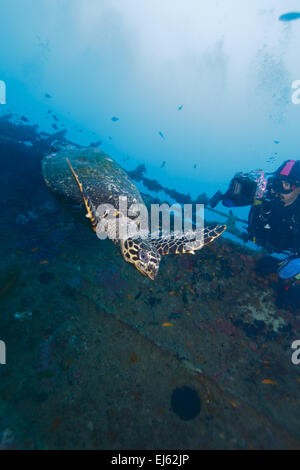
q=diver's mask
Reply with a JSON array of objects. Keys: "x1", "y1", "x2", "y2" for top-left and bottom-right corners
[{"x1": 267, "y1": 176, "x2": 299, "y2": 196}]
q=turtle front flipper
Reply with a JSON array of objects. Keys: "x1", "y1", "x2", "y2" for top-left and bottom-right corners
[
  {"x1": 151, "y1": 224, "x2": 226, "y2": 256},
  {"x1": 66, "y1": 158, "x2": 99, "y2": 231}
]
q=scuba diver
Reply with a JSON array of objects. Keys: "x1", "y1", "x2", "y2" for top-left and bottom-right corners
[{"x1": 209, "y1": 160, "x2": 300, "y2": 311}]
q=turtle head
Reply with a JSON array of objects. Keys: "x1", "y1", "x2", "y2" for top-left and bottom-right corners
[{"x1": 121, "y1": 238, "x2": 161, "y2": 280}]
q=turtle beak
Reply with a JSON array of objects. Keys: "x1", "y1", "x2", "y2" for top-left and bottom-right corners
[
  {"x1": 136, "y1": 262, "x2": 159, "y2": 280},
  {"x1": 147, "y1": 263, "x2": 159, "y2": 280},
  {"x1": 149, "y1": 264, "x2": 159, "y2": 280}
]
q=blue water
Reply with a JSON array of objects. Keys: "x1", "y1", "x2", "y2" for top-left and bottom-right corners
[{"x1": 1, "y1": 1, "x2": 300, "y2": 198}]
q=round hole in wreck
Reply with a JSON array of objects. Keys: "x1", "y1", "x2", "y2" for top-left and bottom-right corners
[{"x1": 171, "y1": 386, "x2": 201, "y2": 421}]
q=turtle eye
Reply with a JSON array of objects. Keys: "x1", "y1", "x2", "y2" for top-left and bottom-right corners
[{"x1": 139, "y1": 249, "x2": 149, "y2": 263}]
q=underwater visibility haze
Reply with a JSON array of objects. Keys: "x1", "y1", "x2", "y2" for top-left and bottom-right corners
[{"x1": 0, "y1": 0, "x2": 300, "y2": 451}]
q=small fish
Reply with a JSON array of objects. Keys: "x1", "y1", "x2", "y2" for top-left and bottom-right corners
[
  {"x1": 274, "y1": 140, "x2": 280, "y2": 144},
  {"x1": 162, "y1": 322, "x2": 173, "y2": 327},
  {"x1": 161, "y1": 161, "x2": 166, "y2": 168},
  {"x1": 20, "y1": 116, "x2": 29, "y2": 122},
  {"x1": 279, "y1": 12, "x2": 300, "y2": 22},
  {"x1": 158, "y1": 131, "x2": 165, "y2": 140},
  {"x1": 178, "y1": 105, "x2": 183, "y2": 111},
  {"x1": 111, "y1": 116, "x2": 119, "y2": 122},
  {"x1": 229, "y1": 400, "x2": 238, "y2": 408},
  {"x1": 193, "y1": 164, "x2": 197, "y2": 169},
  {"x1": 45, "y1": 93, "x2": 52, "y2": 99},
  {"x1": 261, "y1": 379, "x2": 277, "y2": 385}
]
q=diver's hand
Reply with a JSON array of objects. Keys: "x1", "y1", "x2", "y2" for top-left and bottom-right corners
[{"x1": 277, "y1": 256, "x2": 300, "y2": 280}]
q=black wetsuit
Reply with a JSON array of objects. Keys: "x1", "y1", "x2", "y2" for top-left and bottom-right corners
[
  {"x1": 248, "y1": 198, "x2": 300, "y2": 255},
  {"x1": 247, "y1": 197, "x2": 300, "y2": 309}
]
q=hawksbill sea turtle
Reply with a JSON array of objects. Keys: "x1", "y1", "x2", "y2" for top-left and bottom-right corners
[{"x1": 41, "y1": 147, "x2": 226, "y2": 280}]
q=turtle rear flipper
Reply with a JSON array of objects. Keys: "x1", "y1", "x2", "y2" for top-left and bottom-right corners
[{"x1": 151, "y1": 224, "x2": 226, "y2": 256}]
